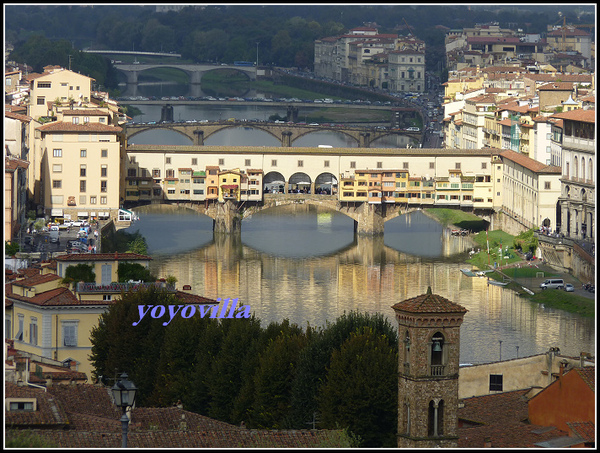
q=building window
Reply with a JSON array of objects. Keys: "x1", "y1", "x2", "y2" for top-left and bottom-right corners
[
  {"x1": 219, "y1": 159, "x2": 225, "y2": 166},
  {"x1": 489, "y1": 374, "x2": 503, "y2": 392},
  {"x1": 152, "y1": 169, "x2": 161, "y2": 178},
  {"x1": 350, "y1": 161, "x2": 356, "y2": 169},
  {"x1": 428, "y1": 400, "x2": 444, "y2": 437},
  {"x1": 324, "y1": 160, "x2": 330, "y2": 167},
  {"x1": 377, "y1": 161, "x2": 382, "y2": 169},
  {"x1": 481, "y1": 162, "x2": 487, "y2": 169},
  {"x1": 90, "y1": 196, "x2": 97, "y2": 204},
  {"x1": 9, "y1": 401, "x2": 34, "y2": 411},
  {"x1": 52, "y1": 164, "x2": 62, "y2": 173},
  {"x1": 80, "y1": 149, "x2": 87, "y2": 158},
  {"x1": 101, "y1": 181, "x2": 107, "y2": 193},
  {"x1": 101, "y1": 165, "x2": 108, "y2": 177},
  {"x1": 245, "y1": 159, "x2": 251, "y2": 166},
  {"x1": 192, "y1": 158, "x2": 198, "y2": 166},
  {"x1": 298, "y1": 160, "x2": 304, "y2": 167},
  {"x1": 103, "y1": 295, "x2": 112, "y2": 301},
  {"x1": 62, "y1": 322, "x2": 78, "y2": 347},
  {"x1": 53, "y1": 149, "x2": 62, "y2": 158},
  {"x1": 80, "y1": 165, "x2": 86, "y2": 177},
  {"x1": 455, "y1": 162, "x2": 461, "y2": 169},
  {"x1": 403, "y1": 162, "x2": 409, "y2": 169},
  {"x1": 80, "y1": 180, "x2": 86, "y2": 192},
  {"x1": 37, "y1": 81, "x2": 51, "y2": 88},
  {"x1": 72, "y1": 117, "x2": 79, "y2": 124},
  {"x1": 101, "y1": 149, "x2": 108, "y2": 158},
  {"x1": 37, "y1": 97, "x2": 45, "y2": 105},
  {"x1": 166, "y1": 157, "x2": 171, "y2": 164},
  {"x1": 16, "y1": 315, "x2": 24, "y2": 341},
  {"x1": 100, "y1": 197, "x2": 107, "y2": 205},
  {"x1": 544, "y1": 181, "x2": 551, "y2": 190},
  {"x1": 52, "y1": 180, "x2": 62, "y2": 189}
]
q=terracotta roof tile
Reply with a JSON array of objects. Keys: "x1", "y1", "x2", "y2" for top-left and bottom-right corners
[
  {"x1": 5, "y1": 382, "x2": 70, "y2": 428},
  {"x1": 391, "y1": 287, "x2": 467, "y2": 314},
  {"x1": 56, "y1": 252, "x2": 151, "y2": 262},
  {"x1": 499, "y1": 149, "x2": 561, "y2": 174},
  {"x1": 551, "y1": 109, "x2": 596, "y2": 124},
  {"x1": 36, "y1": 121, "x2": 122, "y2": 133},
  {"x1": 566, "y1": 421, "x2": 595, "y2": 443},
  {"x1": 10, "y1": 273, "x2": 62, "y2": 288}
]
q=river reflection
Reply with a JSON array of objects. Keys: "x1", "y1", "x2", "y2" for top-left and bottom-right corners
[{"x1": 124, "y1": 205, "x2": 595, "y2": 365}]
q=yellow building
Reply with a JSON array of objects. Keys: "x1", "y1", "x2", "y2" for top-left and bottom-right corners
[
  {"x1": 6, "y1": 253, "x2": 217, "y2": 381},
  {"x1": 218, "y1": 169, "x2": 243, "y2": 202}
]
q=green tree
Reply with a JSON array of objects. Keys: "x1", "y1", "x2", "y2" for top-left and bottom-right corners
[
  {"x1": 5, "y1": 241, "x2": 20, "y2": 256},
  {"x1": 318, "y1": 327, "x2": 398, "y2": 447},
  {"x1": 117, "y1": 262, "x2": 155, "y2": 282},
  {"x1": 61, "y1": 263, "x2": 95, "y2": 285},
  {"x1": 127, "y1": 236, "x2": 148, "y2": 255}
]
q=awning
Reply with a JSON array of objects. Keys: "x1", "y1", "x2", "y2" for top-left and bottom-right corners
[
  {"x1": 90, "y1": 212, "x2": 96, "y2": 217},
  {"x1": 221, "y1": 185, "x2": 239, "y2": 190},
  {"x1": 77, "y1": 212, "x2": 89, "y2": 218}
]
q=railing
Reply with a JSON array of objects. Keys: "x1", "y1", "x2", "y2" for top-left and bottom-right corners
[
  {"x1": 76, "y1": 281, "x2": 176, "y2": 293},
  {"x1": 430, "y1": 365, "x2": 445, "y2": 376}
]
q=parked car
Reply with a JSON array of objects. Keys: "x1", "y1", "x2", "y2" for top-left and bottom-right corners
[
  {"x1": 540, "y1": 279, "x2": 565, "y2": 290},
  {"x1": 564, "y1": 284, "x2": 575, "y2": 292}
]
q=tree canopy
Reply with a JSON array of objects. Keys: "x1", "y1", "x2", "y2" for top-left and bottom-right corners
[{"x1": 90, "y1": 287, "x2": 400, "y2": 447}]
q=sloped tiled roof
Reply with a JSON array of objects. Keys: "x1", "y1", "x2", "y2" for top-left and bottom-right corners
[
  {"x1": 5, "y1": 382, "x2": 70, "y2": 428},
  {"x1": 499, "y1": 149, "x2": 561, "y2": 174},
  {"x1": 36, "y1": 122, "x2": 122, "y2": 133},
  {"x1": 7, "y1": 286, "x2": 92, "y2": 307},
  {"x1": 391, "y1": 287, "x2": 468, "y2": 314},
  {"x1": 551, "y1": 109, "x2": 596, "y2": 124},
  {"x1": 566, "y1": 421, "x2": 595, "y2": 443},
  {"x1": 10, "y1": 273, "x2": 62, "y2": 288},
  {"x1": 458, "y1": 389, "x2": 569, "y2": 448},
  {"x1": 573, "y1": 366, "x2": 595, "y2": 391},
  {"x1": 56, "y1": 252, "x2": 151, "y2": 262}
]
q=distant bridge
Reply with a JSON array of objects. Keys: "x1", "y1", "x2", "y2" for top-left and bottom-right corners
[
  {"x1": 114, "y1": 63, "x2": 256, "y2": 85},
  {"x1": 126, "y1": 120, "x2": 422, "y2": 147},
  {"x1": 83, "y1": 49, "x2": 182, "y2": 58}
]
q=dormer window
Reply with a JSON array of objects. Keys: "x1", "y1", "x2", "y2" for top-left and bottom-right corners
[{"x1": 6, "y1": 398, "x2": 37, "y2": 411}]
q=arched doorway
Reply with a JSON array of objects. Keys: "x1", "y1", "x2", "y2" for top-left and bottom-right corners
[
  {"x1": 263, "y1": 171, "x2": 285, "y2": 193},
  {"x1": 315, "y1": 172, "x2": 338, "y2": 195},
  {"x1": 288, "y1": 172, "x2": 312, "y2": 194}
]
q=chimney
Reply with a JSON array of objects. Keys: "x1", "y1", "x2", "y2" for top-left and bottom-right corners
[
  {"x1": 46, "y1": 376, "x2": 53, "y2": 387},
  {"x1": 69, "y1": 360, "x2": 77, "y2": 371}
]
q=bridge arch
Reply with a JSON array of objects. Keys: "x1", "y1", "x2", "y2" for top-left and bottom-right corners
[
  {"x1": 127, "y1": 126, "x2": 194, "y2": 144},
  {"x1": 291, "y1": 127, "x2": 360, "y2": 146},
  {"x1": 131, "y1": 65, "x2": 191, "y2": 84},
  {"x1": 203, "y1": 125, "x2": 282, "y2": 144},
  {"x1": 263, "y1": 171, "x2": 286, "y2": 192}
]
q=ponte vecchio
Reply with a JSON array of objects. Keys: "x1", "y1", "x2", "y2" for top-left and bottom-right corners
[{"x1": 125, "y1": 144, "x2": 503, "y2": 234}]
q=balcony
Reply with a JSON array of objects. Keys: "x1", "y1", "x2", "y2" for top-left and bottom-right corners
[
  {"x1": 76, "y1": 281, "x2": 175, "y2": 294},
  {"x1": 430, "y1": 365, "x2": 445, "y2": 376}
]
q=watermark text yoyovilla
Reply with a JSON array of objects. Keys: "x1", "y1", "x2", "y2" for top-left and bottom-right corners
[{"x1": 132, "y1": 298, "x2": 250, "y2": 326}]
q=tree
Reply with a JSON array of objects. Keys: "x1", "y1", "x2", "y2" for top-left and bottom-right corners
[
  {"x1": 117, "y1": 262, "x2": 155, "y2": 283},
  {"x1": 5, "y1": 241, "x2": 20, "y2": 257},
  {"x1": 127, "y1": 236, "x2": 148, "y2": 255},
  {"x1": 61, "y1": 263, "x2": 95, "y2": 285},
  {"x1": 318, "y1": 327, "x2": 398, "y2": 447}
]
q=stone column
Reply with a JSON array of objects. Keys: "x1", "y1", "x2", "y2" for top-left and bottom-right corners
[
  {"x1": 193, "y1": 130, "x2": 204, "y2": 146},
  {"x1": 282, "y1": 131, "x2": 292, "y2": 147},
  {"x1": 355, "y1": 202, "x2": 384, "y2": 235},
  {"x1": 213, "y1": 199, "x2": 241, "y2": 234},
  {"x1": 359, "y1": 132, "x2": 371, "y2": 148}
]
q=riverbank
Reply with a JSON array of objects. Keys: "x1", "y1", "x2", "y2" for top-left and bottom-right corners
[{"x1": 423, "y1": 208, "x2": 594, "y2": 318}]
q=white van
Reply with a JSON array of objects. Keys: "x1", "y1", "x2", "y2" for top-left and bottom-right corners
[{"x1": 540, "y1": 279, "x2": 565, "y2": 290}]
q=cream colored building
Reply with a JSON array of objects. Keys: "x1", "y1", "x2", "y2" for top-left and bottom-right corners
[
  {"x1": 37, "y1": 108, "x2": 123, "y2": 221},
  {"x1": 27, "y1": 66, "x2": 94, "y2": 121},
  {"x1": 500, "y1": 149, "x2": 561, "y2": 231},
  {"x1": 388, "y1": 49, "x2": 426, "y2": 93}
]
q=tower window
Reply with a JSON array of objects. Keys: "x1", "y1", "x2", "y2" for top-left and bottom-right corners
[
  {"x1": 430, "y1": 334, "x2": 445, "y2": 376},
  {"x1": 428, "y1": 399, "x2": 444, "y2": 437}
]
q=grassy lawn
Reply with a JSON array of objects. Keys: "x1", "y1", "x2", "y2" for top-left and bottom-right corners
[
  {"x1": 424, "y1": 208, "x2": 487, "y2": 232},
  {"x1": 524, "y1": 289, "x2": 595, "y2": 318}
]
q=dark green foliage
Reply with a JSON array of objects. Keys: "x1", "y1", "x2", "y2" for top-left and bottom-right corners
[
  {"x1": 90, "y1": 292, "x2": 400, "y2": 444},
  {"x1": 5, "y1": 241, "x2": 20, "y2": 256},
  {"x1": 318, "y1": 327, "x2": 398, "y2": 447},
  {"x1": 101, "y1": 228, "x2": 145, "y2": 254},
  {"x1": 513, "y1": 229, "x2": 539, "y2": 253},
  {"x1": 62, "y1": 263, "x2": 95, "y2": 285},
  {"x1": 117, "y1": 262, "x2": 155, "y2": 283},
  {"x1": 5, "y1": 430, "x2": 57, "y2": 448}
]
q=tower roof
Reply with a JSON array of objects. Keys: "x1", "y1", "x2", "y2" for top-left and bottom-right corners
[{"x1": 391, "y1": 287, "x2": 468, "y2": 315}]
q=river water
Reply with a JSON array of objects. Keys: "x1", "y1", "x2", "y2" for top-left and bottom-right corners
[{"x1": 121, "y1": 83, "x2": 595, "y2": 365}]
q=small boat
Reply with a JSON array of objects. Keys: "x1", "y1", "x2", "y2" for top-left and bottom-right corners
[
  {"x1": 488, "y1": 280, "x2": 509, "y2": 287},
  {"x1": 461, "y1": 269, "x2": 477, "y2": 277}
]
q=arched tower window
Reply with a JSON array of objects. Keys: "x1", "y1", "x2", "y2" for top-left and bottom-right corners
[
  {"x1": 589, "y1": 158, "x2": 593, "y2": 184},
  {"x1": 574, "y1": 156, "x2": 578, "y2": 179},
  {"x1": 430, "y1": 333, "x2": 445, "y2": 376},
  {"x1": 427, "y1": 399, "x2": 444, "y2": 437}
]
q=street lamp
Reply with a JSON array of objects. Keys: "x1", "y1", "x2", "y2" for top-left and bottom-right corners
[{"x1": 111, "y1": 373, "x2": 137, "y2": 448}]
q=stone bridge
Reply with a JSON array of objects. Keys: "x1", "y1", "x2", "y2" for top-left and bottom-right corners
[
  {"x1": 114, "y1": 63, "x2": 256, "y2": 85},
  {"x1": 126, "y1": 121, "x2": 421, "y2": 147},
  {"x1": 151, "y1": 194, "x2": 431, "y2": 235}
]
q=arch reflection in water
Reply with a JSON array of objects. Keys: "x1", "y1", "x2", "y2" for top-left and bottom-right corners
[{"x1": 242, "y1": 206, "x2": 355, "y2": 258}]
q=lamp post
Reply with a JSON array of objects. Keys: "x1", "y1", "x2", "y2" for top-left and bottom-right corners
[
  {"x1": 256, "y1": 42, "x2": 259, "y2": 67},
  {"x1": 111, "y1": 373, "x2": 137, "y2": 448}
]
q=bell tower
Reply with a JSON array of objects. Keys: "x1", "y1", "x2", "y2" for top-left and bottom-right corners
[{"x1": 391, "y1": 287, "x2": 467, "y2": 448}]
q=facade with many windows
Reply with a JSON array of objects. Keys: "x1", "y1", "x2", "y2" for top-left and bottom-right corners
[{"x1": 553, "y1": 110, "x2": 595, "y2": 240}]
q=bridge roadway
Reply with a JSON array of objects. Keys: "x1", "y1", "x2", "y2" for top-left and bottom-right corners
[
  {"x1": 126, "y1": 120, "x2": 422, "y2": 147},
  {"x1": 140, "y1": 194, "x2": 495, "y2": 235},
  {"x1": 114, "y1": 63, "x2": 256, "y2": 84}
]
